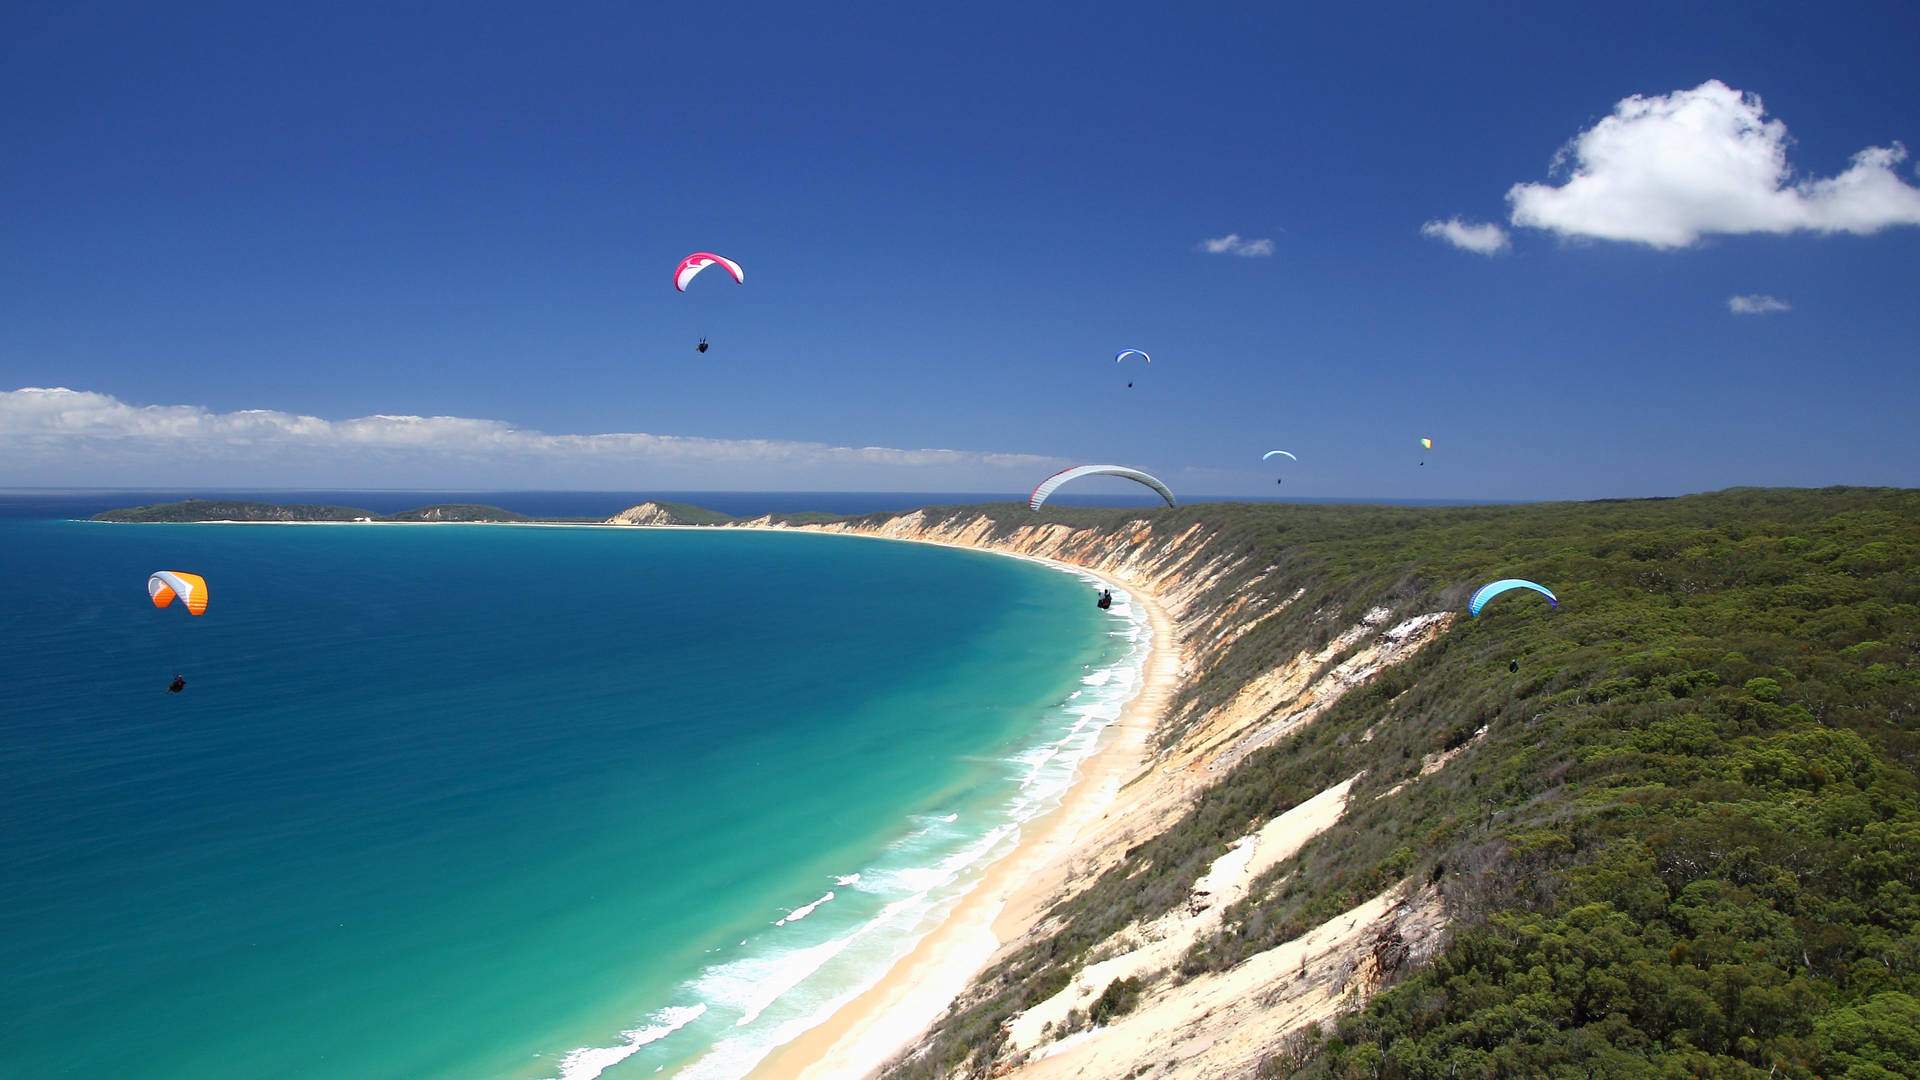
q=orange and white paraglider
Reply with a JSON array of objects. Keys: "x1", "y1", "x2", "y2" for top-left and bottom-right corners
[
  {"x1": 149, "y1": 571, "x2": 206, "y2": 692},
  {"x1": 148, "y1": 571, "x2": 209, "y2": 615}
]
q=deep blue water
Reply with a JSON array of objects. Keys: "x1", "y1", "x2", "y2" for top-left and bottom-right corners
[{"x1": 0, "y1": 514, "x2": 1148, "y2": 1079}]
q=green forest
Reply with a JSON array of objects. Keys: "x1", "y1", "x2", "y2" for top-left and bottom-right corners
[{"x1": 861, "y1": 488, "x2": 1919, "y2": 1080}]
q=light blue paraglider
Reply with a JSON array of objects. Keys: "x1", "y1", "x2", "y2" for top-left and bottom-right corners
[
  {"x1": 1261, "y1": 450, "x2": 1297, "y2": 462},
  {"x1": 1469, "y1": 579, "x2": 1559, "y2": 617}
]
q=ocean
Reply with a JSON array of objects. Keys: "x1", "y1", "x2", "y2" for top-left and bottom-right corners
[{"x1": 0, "y1": 502, "x2": 1149, "y2": 1079}]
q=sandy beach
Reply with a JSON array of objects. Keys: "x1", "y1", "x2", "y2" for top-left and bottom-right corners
[{"x1": 744, "y1": 543, "x2": 1181, "y2": 1080}]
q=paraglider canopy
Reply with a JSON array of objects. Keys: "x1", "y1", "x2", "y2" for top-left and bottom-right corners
[
  {"x1": 1029, "y1": 465, "x2": 1176, "y2": 512},
  {"x1": 1114, "y1": 349, "x2": 1151, "y2": 365},
  {"x1": 1261, "y1": 450, "x2": 1298, "y2": 462},
  {"x1": 1420, "y1": 437, "x2": 1433, "y2": 450},
  {"x1": 1469, "y1": 578, "x2": 1558, "y2": 617},
  {"x1": 148, "y1": 571, "x2": 208, "y2": 615},
  {"x1": 674, "y1": 253, "x2": 744, "y2": 292}
]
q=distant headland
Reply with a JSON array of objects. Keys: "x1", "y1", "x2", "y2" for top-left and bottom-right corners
[
  {"x1": 89, "y1": 498, "x2": 837, "y2": 526},
  {"x1": 92, "y1": 499, "x2": 535, "y2": 523}
]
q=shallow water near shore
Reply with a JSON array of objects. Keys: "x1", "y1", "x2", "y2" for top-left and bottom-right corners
[{"x1": 0, "y1": 519, "x2": 1146, "y2": 1079}]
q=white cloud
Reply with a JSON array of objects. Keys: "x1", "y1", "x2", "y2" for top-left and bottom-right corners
[
  {"x1": 1420, "y1": 217, "x2": 1511, "y2": 254},
  {"x1": 1199, "y1": 233, "x2": 1276, "y2": 256},
  {"x1": 0, "y1": 388, "x2": 1065, "y2": 488},
  {"x1": 1728, "y1": 294, "x2": 1792, "y2": 314},
  {"x1": 1506, "y1": 80, "x2": 1920, "y2": 248}
]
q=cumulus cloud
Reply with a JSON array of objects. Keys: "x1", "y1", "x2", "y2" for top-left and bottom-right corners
[
  {"x1": 1199, "y1": 233, "x2": 1276, "y2": 256},
  {"x1": 1728, "y1": 294, "x2": 1792, "y2": 314},
  {"x1": 0, "y1": 388, "x2": 1065, "y2": 488},
  {"x1": 1506, "y1": 80, "x2": 1920, "y2": 248},
  {"x1": 1420, "y1": 217, "x2": 1511, "y2": 254}
]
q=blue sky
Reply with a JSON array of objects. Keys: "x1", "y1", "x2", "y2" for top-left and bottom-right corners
[{"x1": 3, "y1": 1, "x2": 1917, "y2": 499}]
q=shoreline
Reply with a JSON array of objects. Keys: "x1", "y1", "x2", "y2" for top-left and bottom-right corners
[
  {"x1": 90, "y1": 513, "x2": 1183, "y2": 1079},
  {"x1": 740, "y1": 531, "x2": 1180, "y2": 1080}
]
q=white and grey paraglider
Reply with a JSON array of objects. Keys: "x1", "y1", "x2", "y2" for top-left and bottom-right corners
[{"x1": 1029, "y1": 465, "x2": 1177, "y2": 512}]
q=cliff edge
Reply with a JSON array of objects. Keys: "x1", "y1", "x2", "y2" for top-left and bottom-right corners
[{"x1": 608, "y1": 490, "x2": 1920, "y2": 1080}]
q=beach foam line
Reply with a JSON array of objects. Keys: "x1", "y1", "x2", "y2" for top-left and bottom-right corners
[
  {"x1": 566, "y1": 553, "x2": 1155, "y2": 1080},
  {"x1": 549, "y1": 1003, "x2": 706, "y2": 1080},
  {"x1": 722, "y1": 937, "x2": 857, "y2": 1028},
  {"x1": 776, "y1": 892, "x2": 835, "y2": 926},
  {"x1": 735, "y1": 557, "x2": 1167, "y2": 1080}
]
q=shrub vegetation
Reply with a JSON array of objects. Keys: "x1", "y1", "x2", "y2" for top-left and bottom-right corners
[{"x1": 868, "y1": 488, "x2": 1919, "y2": 1080}]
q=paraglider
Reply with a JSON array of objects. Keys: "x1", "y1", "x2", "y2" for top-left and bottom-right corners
[
  {"x1": 1116, "y1": 349, "x2": 1149, "y2": 388},
  {"x1": 1263, "y1": 449, "x2": 1297, "y2": 485},
  {"x1": 148, "y1": 571, "x2": 208, "y2": 615},
  {"x1": 676, "y1": 253, "x2": 743, "y2": 352},
  {"x1": 1468, "y1": 578, "x2": 1558, "y2": 617},
  {"x1": 674, "y1": 253, "x2": 744, "y2": 292},
  {"x1": 150, "y1": 572, "x2": 206, "y2": 693},
  {"x1": 1419, "y1": 437, "x2": 1432, "y2": 466},
  {"x1": 1097, "y1": 588, "x2": 1113, "y2": 610},
  {"x1": 1029, "y1": 465, "x2": 1177, "y2": 512}
]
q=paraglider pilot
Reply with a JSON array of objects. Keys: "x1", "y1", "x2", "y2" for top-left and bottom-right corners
[
  {"x1": 697, "y1": 337, "x2": 709, "y2": 353},
  {"x1": 167, "y1": 673, "x2": 186, "y2": 693},
  {"x1": 1096, "y1": 588, "x2": 1113, "y2": 610}
]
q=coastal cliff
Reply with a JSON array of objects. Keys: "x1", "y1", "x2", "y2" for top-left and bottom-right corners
[
  {"x1": 717, "y1": 505, "x2": 1458, "y2": 1078},
  {"x1": 606, "y1": 489, "x2": 1920, "y2": 1080}
]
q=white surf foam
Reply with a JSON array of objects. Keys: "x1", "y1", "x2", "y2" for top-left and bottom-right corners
[
  {"x1": 776, "y1": 891, "x2": 835, "y2": 926},
  {"x1": 548, "y1": 1003, "x2": 706, "y2": 1080},
  {"x1": 572, "y1": 563, "x2": 1153, "y2": 1080}
]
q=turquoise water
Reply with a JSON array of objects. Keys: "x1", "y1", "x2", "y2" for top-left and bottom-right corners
[{"x1": 0, "y1": 519, "x2": 1147, "y2": 1079}]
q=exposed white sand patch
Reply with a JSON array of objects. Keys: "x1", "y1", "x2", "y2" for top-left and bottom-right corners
[
  {"x1": 1005, "y1": 884, "x2": 1447, "y2": 1080},
  {"x1": 1005, "y1": 773, "x2": 1359, "y2": 1053}
]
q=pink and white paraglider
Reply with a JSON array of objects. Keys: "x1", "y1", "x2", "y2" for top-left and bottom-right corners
[
  {"x1": 674, "y1": 253, "x2": 744, "y2": 292},
  {"x1": 675, "y1": 253, "x2": 745, "y2": 352}
]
